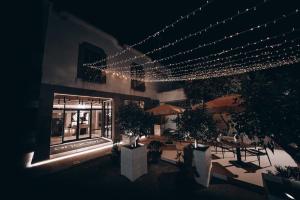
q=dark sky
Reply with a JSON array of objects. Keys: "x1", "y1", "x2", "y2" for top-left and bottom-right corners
[{"x1": 51, "y1": 0, "x2": 300, "y2": 67}]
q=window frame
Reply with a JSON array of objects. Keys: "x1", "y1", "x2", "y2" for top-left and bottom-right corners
[
  {"x1": 130, "y1": 63, "x2": 145, "y2": 91},
  {"x1": 77, "y1": 42, "x2": 107, "y2": 84}
]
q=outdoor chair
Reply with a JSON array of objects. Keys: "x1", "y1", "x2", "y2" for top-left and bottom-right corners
[
  {"x1": 246, "y1": 147, "x2": 272, "y2": 167},
  {"x1": 213, "y1": 135, "x2": 236, "y2": 159},
  {"x1": 240, "y1": 134, "x2": 255, "y2": 161},
  {"x1": 241, "y1": 135, "x2": 272, "y2": 167}
]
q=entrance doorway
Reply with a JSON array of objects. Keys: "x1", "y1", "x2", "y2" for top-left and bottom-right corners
[{"x1": 50, "y1": 93, "x2": 112, "y2": 146}]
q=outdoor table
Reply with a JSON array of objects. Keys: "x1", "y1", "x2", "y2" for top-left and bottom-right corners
[{"x1": 221, "y1": 139, "x2": 243, "y2": 162}]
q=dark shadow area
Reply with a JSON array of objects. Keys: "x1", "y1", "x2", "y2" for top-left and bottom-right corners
[
  {"x1": 229, "y1": 160, "x2": 261, "y2": 173},
  {"x1": 15, "y1": 155, "x2": 265, "y2": 200}
]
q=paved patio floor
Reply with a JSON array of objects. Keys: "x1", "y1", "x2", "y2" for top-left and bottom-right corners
[
  {"x1": 18, "y1": 154, "x2": 265, "y2": 200},
  {"x1": 158, "y1": 140, "x2": 298, "y2": 187}
]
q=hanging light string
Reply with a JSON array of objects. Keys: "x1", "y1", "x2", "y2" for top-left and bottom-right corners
[
  {"x1": 101, "y1": 52, "x2": 299, "y2": 82},
  {"x1": 94, "y1": 28, "x2": 298, "y2": 79},
  {"x1": 186, "y1": 54, "x2": 300, "y2": 80},
  {"x1": 172, "y1": 48, "x2": 300, "y2": 77},
  {"x1": 85, "y1": 0, "x2": 269, "y2": 68},
  {"x1": 149, "y1": 43, "x2": 300, "y2": 80},
  {"x1": 88, "y1": 29, "x2": 296, "y2": 73},
  {"x1": 183, "y1": 57, "x2": 300, "y2": 82},
  {"x1": 107, "y1": 36, "x2": 300, "y2": 76},
  {"x1": 103, "y1": 29, "x2": 299, "y2": 78},
  {"x1": 148, "y1": 29, "x2": 298, "y2": 69},
  {"x1": 116, "y1": 44, "x2": 299, "y2": 81},
  {"x1": 85, "y1": 0, "x2": 214, "y2": 65},
  {"x1": 93, "y1": 9, "x2": 299, "y2": 71},
  {"x1": 168, "y1": 44, "x2": 300, "y2": 78},
  {"x1": 144, "y1": 57, "x2": 300, "y2": 82},
  {"x1": 142, "y1": 44, "x2": 300, "y2": 80},
  {"x1": 151, "y1": 53, "x2": 300, "y2": 82}
]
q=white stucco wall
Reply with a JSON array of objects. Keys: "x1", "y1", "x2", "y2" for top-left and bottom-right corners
[
  {"x1": 164, "y1": 115, "x2": 178, "y2": 130},
  {"x1": 157, "y1": 88, "x2": 186, "y2": 103},
  {"x1": 41, "y1": 9, "x2": 160, "y2": 99}
]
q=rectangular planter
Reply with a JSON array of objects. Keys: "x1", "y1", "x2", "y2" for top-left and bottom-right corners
[
  {"x1": 121, "y1": 145, "x2": 147, "y2": 181},
  {"x1": 262, "y1": 173, "x2": 300, "y2": 200},
  {"x1": 193, "y1": 145, "x2": 212, "y2": 187}
]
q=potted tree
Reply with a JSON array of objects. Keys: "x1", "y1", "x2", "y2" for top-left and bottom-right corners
[
  {"x1": 147, "y1": 140, "x2": 164, "y2": 164},
  {"x1": 177, "y1": 108, "x2": 216, "y2": 148},
  {"x1": 118, "y1": 103, "x2": 155, "y2": 181},
  {"x1": 177, "y1": 108, "x2": 216, "y2": 187},
  {"x1": 163, "y1": 128, "x2": 176, "y2": 145}
]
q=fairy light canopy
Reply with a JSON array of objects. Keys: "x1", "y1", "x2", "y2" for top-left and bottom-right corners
[{"x1": 54, "y1": 0, "x2": 300, "y2": 82}]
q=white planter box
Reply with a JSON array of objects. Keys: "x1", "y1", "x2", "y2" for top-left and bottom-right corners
[
  {"x1": 193, "y1": 145, "x2": 212, "y2": 187},
  {"x1": 121, "y1": 145, "x2": 148, "y2": 181}
]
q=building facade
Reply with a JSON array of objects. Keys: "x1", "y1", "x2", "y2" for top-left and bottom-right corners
[{"x1": 33, "y1": 6, "x2": 170, "y2": 162}]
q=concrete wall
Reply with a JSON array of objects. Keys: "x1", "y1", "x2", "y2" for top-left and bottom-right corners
[
  {"x1": 157, "y1": 88, "x2": 186, "y2": 103},
  {"x1": 41, "y1": 10, "x2": 160, "y2": 99},
  {"x1": 35, "y1": 8, "x2": 166, "y2": 162}
]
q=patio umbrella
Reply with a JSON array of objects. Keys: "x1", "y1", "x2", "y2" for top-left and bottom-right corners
[
  {"x1": 146, "y1": 104, "x2": 185, "y2": 116},
  {"x1": 205, "y1": 94, "x2": 244, "y2": 114},
  {"x1": 193, "y1": 94, "x2": 244, "y2": 133}
]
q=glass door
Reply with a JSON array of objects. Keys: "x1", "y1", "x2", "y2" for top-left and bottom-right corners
[
  {"x1": 78, "y1": 110, "x2": 90, "y2": 139},
  {"x1": 103, "y1": 101, "x2": 112, "y2": 139},
  {"x1": 63, "y1": 110, "x2": 78, "y2": 142},
  {"x1": 91, "y1": 110, "x2": 102, "y2": 138}
]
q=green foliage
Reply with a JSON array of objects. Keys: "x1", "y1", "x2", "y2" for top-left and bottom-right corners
[
  {"x1": 118, "y1": 103, "x2": 155, "y2": 136},
  {"x1": 184, "y1": 76, "x2": 240, "y2": 105},
  {"x1": 176, "y1": 108, "x2": 216, "y2": 141},
  {"x1": 162, "y1": 128, "x2": 175, "y2": 144},
  {"x1": 147, "y1": 140, "x2": 164, "y2": 163},
  {"x1": 144, "y1": 99, "x2": 159, "y2": 110},
  {"x1": 231, "y1": 67, "x2": 300, "y2": 147},
  {"x1": 183, "y1": 63, "x2": 300, "y2": 161},
  {"x1": 163, "y1": 128, "x2": 174, "y2": 137},
  {"x1": 147, "y1": 140, "x2": 164, "y2": 151}
]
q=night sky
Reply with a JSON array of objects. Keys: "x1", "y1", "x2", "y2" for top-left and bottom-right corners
[{"x1": 52, "y1": 0, "x2": 300, "y2": 57}]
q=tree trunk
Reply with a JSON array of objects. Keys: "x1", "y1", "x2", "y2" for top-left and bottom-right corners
[
  {"x1": 219, "y1": 113, "x2": 230, "y2": 132},
  {"x1": 236, "y1": 147, "x2": 242, "y2": 162}
]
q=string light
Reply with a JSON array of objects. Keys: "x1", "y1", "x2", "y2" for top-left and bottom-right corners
[
  {"x1": 85, "y1": 0, "x2": 269, "y2": 67},
  {"x1": 192, "y1": 56, "x2": 299, "y2": 79},
  {"x1": 88, "y1": 38, "x2": 299, "y2": 81},
  {"x1": 151, "y1": 55, "x2": 300, "y2": 82},
  {"x1": 81, "y1": 4, "x2": 299, "y2": 83},
  {"x1": 146, "y1": 46, "x2": 300, "y2": 81},
  {"x1": 108, "y1": 37, "x2": 300, "y2": 76},
  {"x1": 160, "y1": 43, "x2": 300, "y2": 78},
  {"x1": 86, "y1": 0, "x2": 214, "y2": 64},
  {"x1": 87, "y1": 29, "x2": 298, "y2": 76},
  {"x1": 104, "y1": 45, "x2": 299, "y2": 82},
  {"x1": 171, "y1": 46, "x2": 300, "y2": 78},
  {"x1": 108, "y1": 39, "x2": 300, "y2": 82},
  {"x1": 89, "y1": 9, "x2": 299, "y2": 71}
]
